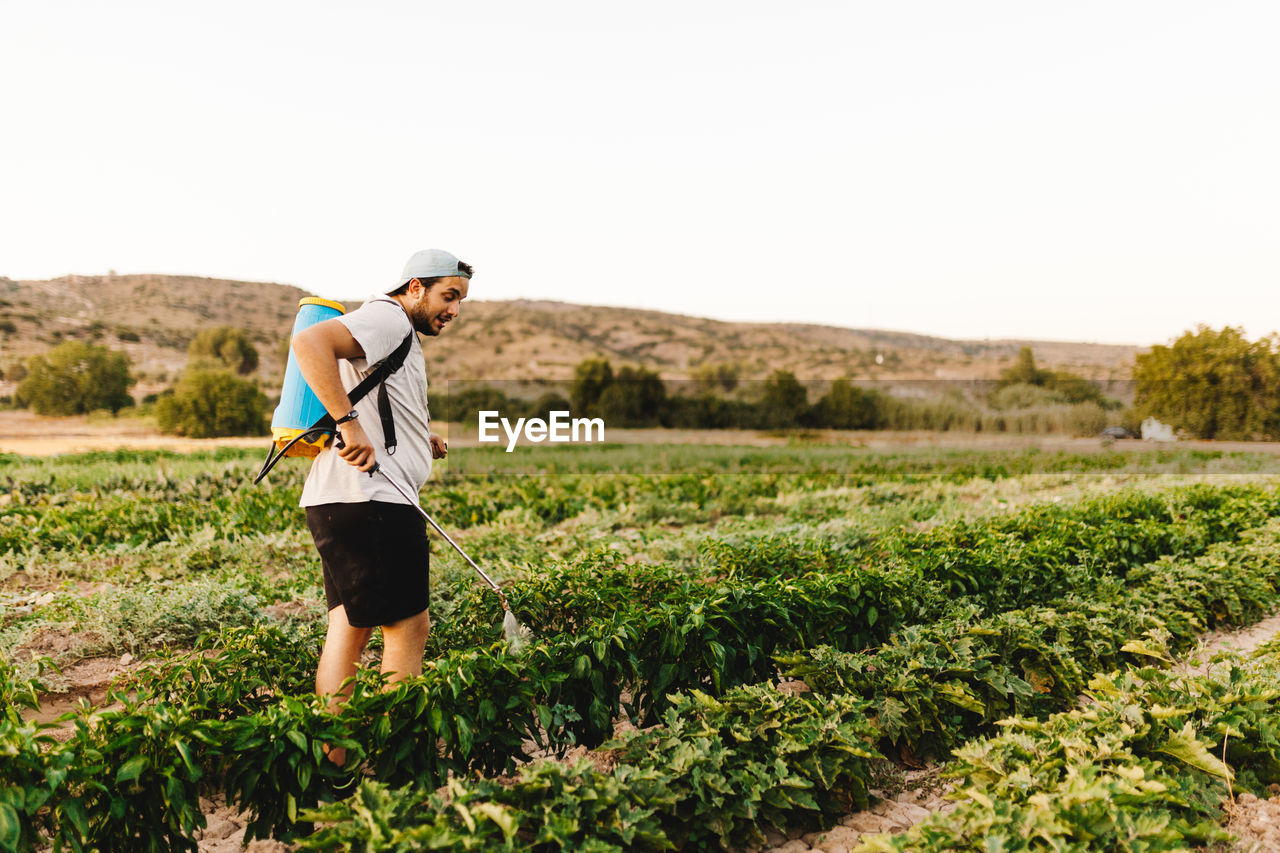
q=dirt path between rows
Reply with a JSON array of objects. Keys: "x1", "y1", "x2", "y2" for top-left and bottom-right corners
[{"x1": 1197, "y1": 613, "x2": 1280, "y2": 853}]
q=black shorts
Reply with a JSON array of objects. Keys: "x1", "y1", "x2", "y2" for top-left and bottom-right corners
[{"x1": 305, "y1": 501, "x2": 430, "y2": 629}]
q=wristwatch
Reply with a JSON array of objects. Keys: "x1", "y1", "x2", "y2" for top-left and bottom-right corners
[{"x1": 335, "y1": 410, "x2": 359, "y2": 425}]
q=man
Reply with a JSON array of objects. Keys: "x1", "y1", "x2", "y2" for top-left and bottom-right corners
[{"x1": 291, "y1": 248, "x2": 471, "y2": 764}]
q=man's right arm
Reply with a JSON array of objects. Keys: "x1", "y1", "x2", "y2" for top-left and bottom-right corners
[{"x1": 292, "y1": 319, "x2": 378, "y2": 472}]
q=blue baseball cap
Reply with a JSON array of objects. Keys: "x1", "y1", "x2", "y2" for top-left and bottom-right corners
[{"x1": 388, "y1": 249, "x2": 471, "y2": 292}]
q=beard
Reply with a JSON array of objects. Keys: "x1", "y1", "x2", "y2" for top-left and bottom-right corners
[{"x1": 408, "y1": 305, "x2": 441, "y2": 336}]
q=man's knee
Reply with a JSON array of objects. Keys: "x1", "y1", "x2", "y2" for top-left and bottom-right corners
[
  {"x1": 324, "y1": 607, "x2": 375, "y2": 652},
  {"x1": 385, "y1": 609, "x2": 431, "y2": 642}
]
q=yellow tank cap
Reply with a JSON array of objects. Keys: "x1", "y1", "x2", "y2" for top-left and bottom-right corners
[{"x1": 299, "y1": 296, "x2": 346, "y2": 314}]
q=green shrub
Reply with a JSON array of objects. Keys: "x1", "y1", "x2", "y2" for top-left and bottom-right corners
[
  {"x1": 15, "y1": 341, "x2": 134, "y2": 415},
  {"x1": 1135, "y1": 325, "x2": 1280, "y2": 439},
  {"x1": 987, "y1": 382, "x2": 1066, "y2": 410},
  {"x1": 596, "y1": 366, "x2": 666, "y2": 427},
  {"x1": 570, "y1": 357, "x2": 614, "y2": 417},
  {"x1": 156, "y1": 370, "x2": 269, "y2": 437},
  {"x1": 812, "y1": 378, "x2": 882, "y2": 429},
  {"x1": 187, "y1": 327, "x2": 260, "y2": 375},
  {"x1": 758, "y1": 369, "x2": 807, "y2": 428}
]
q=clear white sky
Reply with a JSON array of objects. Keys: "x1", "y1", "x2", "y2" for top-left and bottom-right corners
[{"x1": 2, "y1": 2, "x2": 1277, "y2": 345}]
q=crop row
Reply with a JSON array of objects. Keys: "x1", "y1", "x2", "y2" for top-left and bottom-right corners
[
  {"x1": 0, "y1": 467, "x2": 796, "y2": 554},
  {"x1": 298, "y1": 685, "x2": 882, "y2": 853},
  {"x1": 783, "y1": 517, "x2": 1280, "y2": 757},
  {"x1": 0, "y1": 485, "x2": 302, "y2": 553},
  {"x1": 252, "y1": 520, "x2": 1280, "y2": 851},
  {"x1": 8, "y1": 500, "x2": 1280, "y2": 849},
  {"x1": 430, "y1": 484, "x2": 1280, "y2": 658},
  {"x1": 0, "y1": 463, "x2": 916, "y2": 554},
  {"x1": 4, "y1": 445, "x2": 1265, "y2": 555},
  {"x1": 3, "y1": 444, "x2": 1208, "y2": 500},
  {"x1": 859, "y1": 642, "x2": 1280, "y2": 851},
  {"x1": 1, "y1": 635, "x2": 885, "y2": 852}
]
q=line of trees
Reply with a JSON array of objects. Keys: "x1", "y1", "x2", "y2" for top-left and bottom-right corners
[
  {"x1": 566, "y1": 358, "x2": 886, "y2": 430},
  {"x1": 12, "y1": 322, "x2": 1280, "y2": 441},
  {"x1": 437, "y1": 357, "x2": 1113, "y2": 434},
  {"x1": 439, "y1": 331, "x2": 1280, "y2": 440}
]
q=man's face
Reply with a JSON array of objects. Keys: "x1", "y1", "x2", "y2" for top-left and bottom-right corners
[{"x1": 406, "y1": 276, "x2": 469, "y2": 336}]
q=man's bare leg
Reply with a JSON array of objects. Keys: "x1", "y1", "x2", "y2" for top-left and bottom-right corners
[
  {"x1": 381, "y1": 609, "x2": 431, "y2": 683},
  {"x1": 317, "y1": 605, "x2": 374, "y2": 766}
]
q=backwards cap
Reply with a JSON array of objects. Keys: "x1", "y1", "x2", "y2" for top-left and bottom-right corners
[{"x1": 387, "y1": 249, "x2": 471, "y2": 293}]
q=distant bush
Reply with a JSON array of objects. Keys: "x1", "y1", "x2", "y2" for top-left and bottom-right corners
[
  {"x1": 188, "y1": 326, "x2": 260, "y2": 375},
  {"x1": 691, "y1": 362, "x2": 740, "y2": 393},
  {"x1": 757, "y1": 370, "x2": 808, "y2": 429},
  {"x1": 988, "y1": 382, "x2": 1066, "y2": 410},
  {"x1": 812, "y1": 378, "x2": 882, "y2": 429},
  {"x1": 436, "y1": 358, "x2": 1110, "y2": 437},
  {"x1": 876, "y1": 393, "x2": 1108, "y2": 435},
  {"x1": 1134, "y1": 325, "x2": 1280, "y2": 440},
  {"x1": 570, "y1": 358, "x2": 613, "y2": 417},
  {"x1": 595, "y1": 366, "x2": 666, "y2": 427},
  {"x1": 438, "y1": 387, "x2": 584, "y2": 427},
  {"x1": 995, "y1": 346, "x2": 1113, "y2": 407},
  {"x1": 440, "y1": 385, "x2": 510, "y2": 425},
  {"x1": 156, "y1": 370, "x2": 269, "y2": 437},
  {"x1": 16, "y1": 341, "x2": 135, "y2": 415},
  {"x1": 662, "y1": 393, "x2": 763, "y2": 429},
  {"x1": 523, "y1": 391, "x2": 572, "y2": 421},
  {"x1": 565, "y1": 359, "x2": 670, "y2": 427}
]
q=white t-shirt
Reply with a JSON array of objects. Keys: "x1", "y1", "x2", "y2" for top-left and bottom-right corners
[{"x1": 299, "y1": 295, "x2": 432, "y2": 507}]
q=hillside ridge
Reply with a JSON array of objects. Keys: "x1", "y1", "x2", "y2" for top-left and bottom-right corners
[{"x1": 0, "y1": 274, "x2": 1140, "y2": 397}]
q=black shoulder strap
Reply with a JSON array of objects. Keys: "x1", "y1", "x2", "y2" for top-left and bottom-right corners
[
  {"x1": 251, "y1": 329, "x2": 415, "y2": 484},
  {"x1": 309, "y1": 329, "x2": 415, "y2": 433}
]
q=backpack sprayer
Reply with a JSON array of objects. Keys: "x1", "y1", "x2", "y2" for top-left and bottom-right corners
[{"x1": 256, "y1": 297, "x2": 530, "y2": 652}]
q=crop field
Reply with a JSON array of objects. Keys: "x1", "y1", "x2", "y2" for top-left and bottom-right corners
[{"x1": 7, "y1": 442, "x2": 1280, "y2": 851}]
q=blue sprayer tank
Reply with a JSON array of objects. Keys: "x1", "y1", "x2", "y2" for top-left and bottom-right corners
[{"x1": 271, "y1": 297, "x2": 346, "y2": 458}]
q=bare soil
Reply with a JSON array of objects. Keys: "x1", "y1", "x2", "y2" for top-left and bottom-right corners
[
  {"x1": 0, "y1": 410, "x2": 264, "y2": 456},
  {"x1": 20, "y1": 652, "x2": 145, "y2": 741},
  {"x1": 1224, "y1": 788, "x2": 1280, "y2": 852},
  {"x1": 189, "y1": 798, "x2": 294, "y2": 853},
  {"x1": 1190, "y1": 611, "x2": 1280, "y2": 673}
]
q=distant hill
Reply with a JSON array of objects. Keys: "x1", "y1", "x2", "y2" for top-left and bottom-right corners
[
  {"x1": 0, "y1": 274, "x2": 1141, "y2": 400},
  {"x1": 0, "y1": 273, "x2": 308, "y2": 397},
  {"x1": 421, "y1": 299, "x2": 1140, "y2": 385}
]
